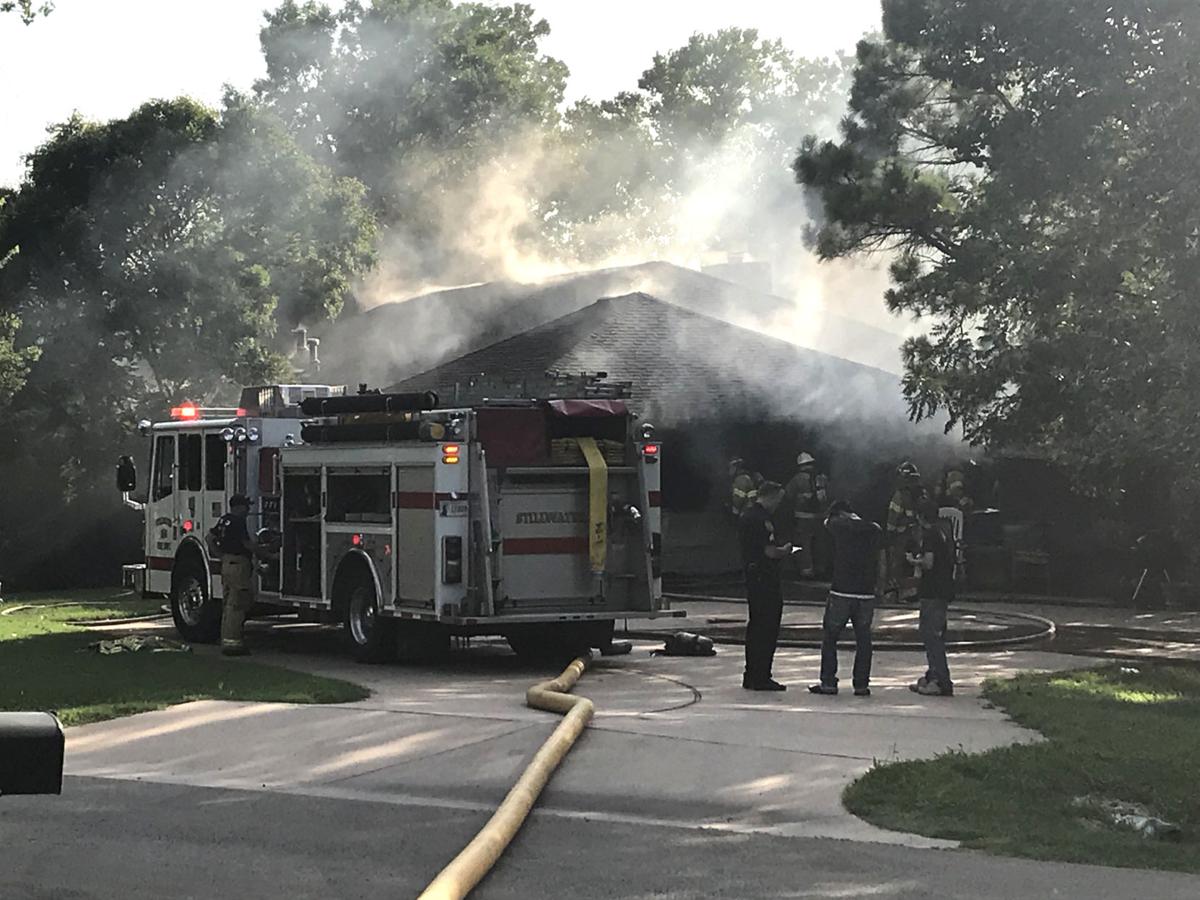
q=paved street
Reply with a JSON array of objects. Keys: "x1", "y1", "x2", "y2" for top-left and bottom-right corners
[
  {"x1": 5, "y1": 776, "x2": 1200, "y2": 899},
  {"x1": 3, "y1": 621, "x2": 1198, "y2": 898}
]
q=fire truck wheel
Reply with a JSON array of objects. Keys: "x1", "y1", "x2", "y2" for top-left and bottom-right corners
[
  {"x1": 343, "y1": 576, "x2": 396, "y2": 664},
  {"x1": 170, "y1": 564, "x2": 220, "y2": 644}
]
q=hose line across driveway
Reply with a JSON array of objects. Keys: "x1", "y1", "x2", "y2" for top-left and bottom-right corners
[{"x1": 417, "y1": 653, "x2": 595, "y2": 900}]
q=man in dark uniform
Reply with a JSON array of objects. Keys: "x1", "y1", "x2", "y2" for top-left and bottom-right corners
[
  {"x1": 912, "y1": 502, "x2": 956, "y2": 696},
  {"x1": 211, "y1": 494, "x2": 257, "y2": 656},
  {"x1": 886, "y1": 462, "x2": 924, "y2": 602},
  {"x1": 739, "y1": 481, "x2": 793, "y2": 691}
]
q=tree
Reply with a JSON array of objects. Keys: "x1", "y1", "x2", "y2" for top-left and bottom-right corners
[
  {"x1": 0, "y1": 96, "x2": 376, "y2": 586},
  {"x1": 256, "y1": 0, "x2": 566, "y2": 286},
  {"x1": 1, "y1": 95, "x2": 376, "y2": 405},
  {"x1": 796, "y1": 0, "x2": 1200, "y2": 526},
  {"x1": 1, "y1": 1, "x2": 51, "y2": 24},
  {"x1": 0, "y1": 192, "x2": 40, "y2": 406},
  {"x1": 548, "y1": 29, "x2": 851, "y2": 266},
  {"x1": 640, "y1": 29, "x2": 847, "y2": 156}
]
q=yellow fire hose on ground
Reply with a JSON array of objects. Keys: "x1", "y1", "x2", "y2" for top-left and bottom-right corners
[{"x1": 416, "y1": 653, "x2": 595, "y2": 900}]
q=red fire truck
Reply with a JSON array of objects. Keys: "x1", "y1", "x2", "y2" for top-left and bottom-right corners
[{"x1": 117, "y1": 381, "x2": 679, "y2": 661}]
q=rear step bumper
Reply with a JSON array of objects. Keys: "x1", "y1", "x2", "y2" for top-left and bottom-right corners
[{"x1": 389, "y1": 608, "x2": 687, "y2": 627}]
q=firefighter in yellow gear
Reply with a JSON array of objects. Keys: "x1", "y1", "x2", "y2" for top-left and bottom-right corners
[
  {"x1": 938, "y1": 464, "x2": 975, "y2": 512},
  {"x1": 729, "y1": 457, "x2": 761, "y2": 519},
  {"x1": 209, "y1": 494, "x2": 258, "y2": 656},
  {"x1": 784, "y1": 451, "x2": 827, "y2": 577},
  {"x1": 885, "y1": 462, "x2": 924, "y2": 602}
]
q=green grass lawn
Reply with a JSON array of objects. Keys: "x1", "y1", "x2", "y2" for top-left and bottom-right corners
[
  {"x1": 1, "y1": 589, "x2": 368, "y2": 726},
  {"x1": 845, "y1": 663, "x2": 1200, "y2": 873}
]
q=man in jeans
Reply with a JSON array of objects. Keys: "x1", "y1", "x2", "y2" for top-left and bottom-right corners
[
  {"x1": 811, "y1": 501, "x2": 881, "y2": 697},
  {"x1": 912, "y1": 504, "x2": 956, "y2": 696}
]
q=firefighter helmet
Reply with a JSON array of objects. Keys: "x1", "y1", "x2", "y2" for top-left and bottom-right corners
[
  {"x1": 796, "y1": 451, "x2": 816, "y2": 467},
  {"x1": 897, "y1": 461, "x2": 921, "y2": 481}
]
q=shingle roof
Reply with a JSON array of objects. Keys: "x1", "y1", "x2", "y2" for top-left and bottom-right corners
[
  {"x1": 320, "y1": 261, "x2": 904, "y2": 390},
  {"x1": 390, "y1": 292, "x2": 908, "y2": 426}
]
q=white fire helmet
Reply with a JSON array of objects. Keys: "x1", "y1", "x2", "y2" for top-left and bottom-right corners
[{"x1": 796, "y1": 452, "x2": 816, "y2": 467}]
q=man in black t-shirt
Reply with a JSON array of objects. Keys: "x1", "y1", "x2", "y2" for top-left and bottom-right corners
[
  {"x1": 211, "y1": 494, "x2": 257, "y2": 656},
  {"x1": 811, "y1": 500, "x2": 881, "y2": 697},
  {"x1": 739, "y1": 481, "x2": 793, "y2": 691}
]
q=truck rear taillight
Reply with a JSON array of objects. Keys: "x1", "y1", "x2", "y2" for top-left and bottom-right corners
[
  {"x1": 442, "y1": 444, "x2": 461, "y2": 464},
  {"x1": 642, "y1": 442, "x2": 660, "y2": 463},
  {"x1": 442, "y1": 536, "x2": 463, "y2": 584}
]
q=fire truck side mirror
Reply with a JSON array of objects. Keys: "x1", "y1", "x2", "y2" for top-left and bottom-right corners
[{"x1": 116, "y1": 455, "x2": 137, "y2": 493}]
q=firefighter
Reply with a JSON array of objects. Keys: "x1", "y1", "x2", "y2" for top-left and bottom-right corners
[
  {"x1": 210, "y1": 494, "x2": 258, "y2": 656},
  {"x1": 728, "y1": 457, "x2": 760, "y2": 519},
  {"x1": 739, "y1": 481, "x2": 792, "y2": 691},
  {"x1": 936, "y1": 463, "x2": 975, "y2": 512},
  {"x1": 885, "y1": 462, "x2": 924, "y2": 602},
  {"x1": 784, "y1": 451, "x2": 827, "y2": 578}
]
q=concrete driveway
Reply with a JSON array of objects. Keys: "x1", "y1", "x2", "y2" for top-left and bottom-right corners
[{"x1": 3, "y1": 625, "x2": 1197, "y2": 898}]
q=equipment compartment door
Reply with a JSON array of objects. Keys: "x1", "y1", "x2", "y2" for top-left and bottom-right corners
[
  {"x1": 396, "y1": 465, "x2": 437, "y2": 607},
  {"x1": 499, "y1": 474, "x2": 596, "y2": 604}
]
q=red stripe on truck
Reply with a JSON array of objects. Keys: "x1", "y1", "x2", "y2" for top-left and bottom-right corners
[
  {"x1": 503, "y1": 537, "x2": 588, "y2": 556},
  {"x1": 396, "y1": 491, "x2": 457, "y2": 509}
]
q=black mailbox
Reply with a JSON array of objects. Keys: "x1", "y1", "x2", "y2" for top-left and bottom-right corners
[{"x1": 0, "y1": 712, "x2": 64, "y2": 795}]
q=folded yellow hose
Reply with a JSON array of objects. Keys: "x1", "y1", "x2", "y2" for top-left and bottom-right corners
[{"x1": 416, "y1": 653, "x2": 595, "y2": 900}]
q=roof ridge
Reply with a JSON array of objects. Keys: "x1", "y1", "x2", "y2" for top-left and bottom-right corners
[
  {"x1": 394, "y1": 290, "x2": 899, "y2": 391},
  {"x1": 585, "y1": 292, "x2": 897, "y2": 378},
  {"x1": 395, "y1": 294, "x2": 620, "y2": 386}
]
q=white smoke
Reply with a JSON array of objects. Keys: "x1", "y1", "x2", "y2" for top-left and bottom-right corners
[{"x1": 353, "y1": 114, "x2": 913, "y2": 372}]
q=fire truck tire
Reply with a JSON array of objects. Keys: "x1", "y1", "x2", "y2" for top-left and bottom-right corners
[
  {"x1": 343, "y1": 575, "x2": 396, "y2": 664},
  {"x1": 170, "y1": 564, "x2": 220, "y2": 644}
]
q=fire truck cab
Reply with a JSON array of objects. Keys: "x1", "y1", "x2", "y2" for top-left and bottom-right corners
[{"x1": 119, "y1": 381, "x2": 681, "y2": 661}]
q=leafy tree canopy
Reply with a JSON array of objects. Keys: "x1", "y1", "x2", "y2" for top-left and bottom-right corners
[
  {"x1": 0, "y1": 95, "x2": 376, "y2": 406},
  {"x1": 796, "y1": 0, "x2": 1200, "y2": 522},
  {"x1": 548, "y1": 29, "x2": 850, "y2": 264},
  {"x1": 257, "y1": 0, "x2": 567, "y2": 221}
]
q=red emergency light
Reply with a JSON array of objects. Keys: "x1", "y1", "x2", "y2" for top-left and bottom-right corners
[
  {"x1": 169, "y1": 404, "x2": 248, "y2": 420},
  {"x1": 643, "y1": 443, "x2": 660, "y2": 456}
]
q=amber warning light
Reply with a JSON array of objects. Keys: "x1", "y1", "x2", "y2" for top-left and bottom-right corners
[{"x1": 442, "y1": 444, "x2": 461, "y2": 465}]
